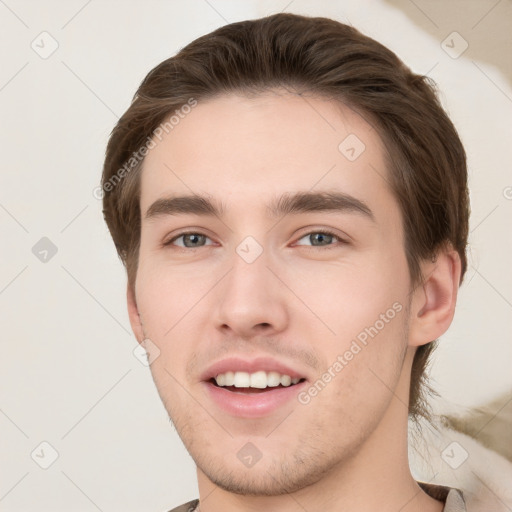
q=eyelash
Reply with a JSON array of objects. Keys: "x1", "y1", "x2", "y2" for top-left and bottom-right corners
[{"x1": 163, "y1": 229, "x2": 347, "y2": 250}]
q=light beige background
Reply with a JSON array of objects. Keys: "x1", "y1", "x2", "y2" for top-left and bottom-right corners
[{"x1": 1, "y1": 0, "x2": 511, "y2": 510}]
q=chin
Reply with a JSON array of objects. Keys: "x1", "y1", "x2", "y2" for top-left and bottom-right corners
[
  {"x1": 200, "y1": 461, "x2": 322, "y2": 496},
  {"x1": 192, "y1": 438, "x2": 354, "y2": 497}
]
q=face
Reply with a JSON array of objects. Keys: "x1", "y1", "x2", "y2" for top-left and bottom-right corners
[{"x1": 131, "y1": 92, "x2": 414, "y2": 495}]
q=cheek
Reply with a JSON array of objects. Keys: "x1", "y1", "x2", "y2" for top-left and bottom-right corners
[
  {"x1": 299, "y1": 305, "x2": 408, "y2": 435},
  {"x1": 290, "y1": 256, "x2": 408, "y2": 342},
  {"x1": 290, "y1": 256, "x2": 410, "y2": 407},
  {"x1": 134, "y1": 263, "x2": 198, "y2": 382},
  {"x1": 135, "y1": 255, "x2": 212, "y2": 337},
  {"x1": 135, "y1": 267, "x2": 196, "y2": 415}
]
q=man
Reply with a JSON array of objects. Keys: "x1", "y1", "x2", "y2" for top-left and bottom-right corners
[{"x1": 101, "y1": 13, "x2": 472, "y2": 512}]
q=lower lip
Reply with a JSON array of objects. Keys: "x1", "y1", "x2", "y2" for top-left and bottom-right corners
[{"x1": 202, "y1": 381, "x2": 308, "y2": 418}]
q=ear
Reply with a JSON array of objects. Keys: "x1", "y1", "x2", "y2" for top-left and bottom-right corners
[
  {"x1": 409, "y1": 246, "x2": 462, "y2": 347},
  {"x1": 127, "y1": 284, "x2": 145, "y2": 344}
]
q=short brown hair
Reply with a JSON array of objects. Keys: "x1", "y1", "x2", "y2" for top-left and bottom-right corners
[{"x1": 101, "y1": 13, "x2": 469, "y2": 420}]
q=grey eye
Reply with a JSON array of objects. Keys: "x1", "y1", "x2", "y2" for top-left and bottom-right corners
[
  {"x1": 295, "y1": 231, "x2": 339, "y2": 247},
  {"x1": 170, "y1": 233, "x2": 213, "y2": 248}
]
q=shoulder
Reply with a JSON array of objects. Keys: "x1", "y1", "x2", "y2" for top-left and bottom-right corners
[
  {"x1": 411, "y1": 411, "x2": 512, "y2": 511},
  {"x1": 419, "y1": 482, "x2": 466, "y2": 511},
  {"x1": 165, "y1": 499, "x2": 199, "y2": 512}
]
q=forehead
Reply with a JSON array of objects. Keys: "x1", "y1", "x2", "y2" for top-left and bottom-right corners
[{"x1": 139, "y1": 92, "x2": 395, "y2": 221}]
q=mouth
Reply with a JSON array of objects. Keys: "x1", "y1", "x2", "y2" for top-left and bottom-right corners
[
  {"x1": 209, "y1": 370, "x2": 307, "y2": 394},
  {"x1": 201, "y1": 361, "x2": 309, "y2": 418}
]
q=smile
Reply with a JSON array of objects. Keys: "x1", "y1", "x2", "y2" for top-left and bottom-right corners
[{"x1": 204, "y1": 372, "x2": 307, "y2": 418}]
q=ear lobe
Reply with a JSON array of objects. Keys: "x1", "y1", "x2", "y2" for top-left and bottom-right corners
[
  {"x1": 409, "y1": 248, "x2": 462, "y2": 347},
  {"x1": 127, "y1": 284, "x2": 145, "y2": 343}
]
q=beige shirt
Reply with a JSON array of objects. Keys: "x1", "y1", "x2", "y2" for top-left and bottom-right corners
[{"x1": 167, "y1": 483, "x2": 466, "y2": 512}]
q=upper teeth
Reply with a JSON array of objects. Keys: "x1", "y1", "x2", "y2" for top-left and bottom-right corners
[{"x1": 215, "y1": 371, "x2": 301, "y2": 389}]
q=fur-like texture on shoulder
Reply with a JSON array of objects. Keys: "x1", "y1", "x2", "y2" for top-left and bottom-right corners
[{"x1": 410, "y1": 393, "x2": 512, "y2": 511}]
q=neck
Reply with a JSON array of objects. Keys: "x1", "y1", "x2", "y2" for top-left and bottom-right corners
[{"x1": 195, "y1": 348, "x2": 443, "y2": 512}]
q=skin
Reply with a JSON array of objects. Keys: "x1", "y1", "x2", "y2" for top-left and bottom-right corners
[{"x1": 127, "y1": 91, "x2": 461, "y2": 512}]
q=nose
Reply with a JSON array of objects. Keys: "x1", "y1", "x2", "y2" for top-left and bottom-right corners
[{"x1": 213, "y1": 249, "x2": 289, "y2": 339}]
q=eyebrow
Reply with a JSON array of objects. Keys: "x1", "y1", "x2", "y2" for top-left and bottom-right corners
[{"x1": 144, "y1": 191, "x2": 375, "y2": 222}]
